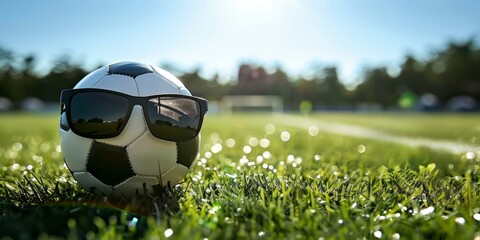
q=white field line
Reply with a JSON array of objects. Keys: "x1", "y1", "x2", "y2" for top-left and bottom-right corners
[{"x1": 279, "y1": 115, "x2": 480, "y2": 155}]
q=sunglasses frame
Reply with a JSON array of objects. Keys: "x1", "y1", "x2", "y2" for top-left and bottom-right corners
[{"x1": 60, "y1": 88, "x2": 208, "y2": 142}]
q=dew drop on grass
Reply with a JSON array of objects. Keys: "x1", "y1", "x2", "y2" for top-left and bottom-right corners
[
  {"x1": 128, "y1": 217, "x2": 138, "y2": 228},
  {"x1": 224, "y1": 217, "x2": 234, "y2": 224},
  {"x1": 8, "y1": 151, "x2": 17, "y2": 159},
  {"x1": 256, "y1": 156, "x2": 264, "y2": 164},
  {"x1": 225, "y1": 173, "x2": 237, "y2": 179},
  {"x1": 10, "y1": 163, "x2": 20, "y2": 170},
  {"x1": 211, "y1": 143, "x2": 222, "y2": 153},
  {"x1": 164, "y1": 228, "x2": 173, "y2": 238},
  {"x1": 287, "y1": 155, "x2": 295, "y2": 163},
  {"x1": 473, "y1": 213, "x2": 480, "y2": 221},
  {"x1": 280, "y1": 131, "x2": 290, "y2": 142},
  {"x1": 209, "y1": 132, "x2": 220, "y2": 141},
  {"x1": 308, "y1": 126, "x2": 319, "y2": 136},
  {"x1": 374, "y1": 231, "x2": 382, "y2": 238},
  {"x1": 258, "y1": 231, "x2": 265, "y2": 237},
  {"x1": 248, "y1": 137, "x2": 259, "y2": 147},
  {"x1": 57, "y1": 176, "x2": 67, "y2": 183},
  {"x1": 262, "y1": 151, "x2": 271, "y2": 159},
  {"x1": 205, "y1": 152, "x2": 212, "y2": 158},
  {"x1": 455, "y1": 217, "x2": 465, "y2": 225},
  {"x1": 265, "y1": 124, "x2": 275, "y2": 135},
  {"x1": 314, "y1": 154, "x2": 321, "y2": 161},
  {"x1": 226, "y1": 138, "x2": 236, "y2": 148},
  {"x1": 262, "y1": 163, "x2": 268, "y2": 169},
  {"x1": 243, "y1": 146, "x2": 252, "y2": 154},
  {"x1": 420, "y1": 206, "x2": 434, "y2": 215},
  {"x1": 392, "y1": 233, "x2": 400, "y2": 240},
  {"x1": 259, "y1": 138, "x2": 270, "y2": 148},
  {"x1": 465, "y1": 152, "x2": 476, "y2": 160},
  {"x1": 357, "y1": 144, "x2": 366, "y2": 153},
  {"x1": 240, "y1": 156, "x2": 249, "y2": 165},
  {"x1": 12, "y1": 142, "x2": 22, "y2": 151}
]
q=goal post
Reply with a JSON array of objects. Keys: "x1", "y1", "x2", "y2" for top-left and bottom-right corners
[{"x1": 221, "y1": 95, "x2": 283, "y2": 113}]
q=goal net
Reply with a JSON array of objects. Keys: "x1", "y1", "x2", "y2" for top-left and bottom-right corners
[{"x1": 221, "y1": 95, "x2": 283, "y2": 113}]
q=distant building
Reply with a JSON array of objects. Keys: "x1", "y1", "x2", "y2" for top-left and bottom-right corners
[
  {"x1": 21, "y1": 97, "x2": 44, "y2": 112},
  {"x1": 0, "y1": 97, "x2": 12, "y2": 111},
  {"x1": 447, "y1": 95, "x2": 477, "y2": 112},
  {"x1": 419, "y1": 93, "x2": 440, "y2": 111},
  {"x1": 235, "y1": 64, "x2": 271, "y2": 95}
]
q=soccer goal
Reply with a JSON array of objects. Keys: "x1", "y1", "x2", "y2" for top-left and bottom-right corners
[{"x1": 221, "y1": 95, "x2": 284, "y2": 113}]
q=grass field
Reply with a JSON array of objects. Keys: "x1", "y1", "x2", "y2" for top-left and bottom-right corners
[
  {"x1": 311, "y1": 112, "x2": 480, "y2": 144},
  {"x1": 1, "y1": 113, "x2": 480, "y2": 239}
]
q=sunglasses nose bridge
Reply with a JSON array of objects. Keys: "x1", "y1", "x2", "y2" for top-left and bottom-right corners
[{"x1": 129, "y1": 97, "x2": 146, "y2": 108}]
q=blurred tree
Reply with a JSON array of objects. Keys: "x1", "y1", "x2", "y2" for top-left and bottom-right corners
[
  {"x1": 269, "y1": 68, "x2": 294, "y2": 107},
  {"x1": 21, "y1": 54, "x2": 40, "y2": 100},
  {"x1": 40, "y1": 55, "x2": 87, "y2": 102},
  {"x1": 180, "y1": 69, "x2": 230, "y2": 100},
  {"x1": 354, "y1": 67, "x2": 397, "y2": 109},
  {"x1": 295, "y1": 77, "x2": 317, "y2": 106},
  {"x1": 0, "y1": 38, "x2": 479, "y2": 110},
  {"x1": 0, "y1": 46, "x2": 15, "y2": 100},
  {"x1": 428, "y1": 39, "x2": 480, "y2": 102},
  {"x1": 312, "y1": 67, "x2": 348, "y2": 106},
  {"x1": 396, "y1": 55, "x2": 429, "y2": 95}
]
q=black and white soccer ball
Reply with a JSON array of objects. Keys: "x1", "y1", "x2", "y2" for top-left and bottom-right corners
[{"x1": 59, "y1": 61, "x2": 200, "y2": 197}]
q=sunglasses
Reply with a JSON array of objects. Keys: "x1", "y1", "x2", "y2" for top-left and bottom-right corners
[{"x1": 60, "y1": 88, "x2": 208, "y2": 142}]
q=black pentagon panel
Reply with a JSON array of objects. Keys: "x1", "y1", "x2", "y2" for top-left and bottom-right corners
[
  {"x1": 87, "y1": 140, "x2": 135, "y2": 186},
  {"x1": 176, "y1": 137, "x2": 199, "y2": 168},
  {"x1": 108, "y1": 61, "x2": 153, "y2": 78}
]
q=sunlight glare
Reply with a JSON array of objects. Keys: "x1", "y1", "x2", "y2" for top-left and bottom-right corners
[{"x1": 239, "y1": 0, "x2": 273, "y2": 9}]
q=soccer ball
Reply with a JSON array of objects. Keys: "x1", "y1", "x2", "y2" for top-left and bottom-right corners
[{"x1": 59, "y1": 61, "x2": 201, "y2": 197}]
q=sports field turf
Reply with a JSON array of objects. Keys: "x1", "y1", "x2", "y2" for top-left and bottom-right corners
[{"x1": 1, "y1": 113, "x2": 480, "y2": 239}]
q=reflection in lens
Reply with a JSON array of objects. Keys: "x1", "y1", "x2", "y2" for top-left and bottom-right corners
[
  {"x1": 147, "y1": 97, "x2": 200, "y2": 140},
  {"x1": 70, "y1": 92, "x2": 129, "y2": 137}
]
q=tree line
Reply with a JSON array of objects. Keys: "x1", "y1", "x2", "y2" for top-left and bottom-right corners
[{"x1": 1, "y1": 39, "x2": 479, "y2": 110}]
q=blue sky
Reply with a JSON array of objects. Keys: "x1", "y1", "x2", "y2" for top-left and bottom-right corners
[{"x1": 1, "y1": 0, "x2": 479, "y2": 84}]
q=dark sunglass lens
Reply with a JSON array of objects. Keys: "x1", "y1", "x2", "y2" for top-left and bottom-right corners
[
  {"x1": 146, "y1": 97, "x2": 200, "y2": 140},
  {"x1": 70, "y1": 92, "x2": 129, "y2": 137}
]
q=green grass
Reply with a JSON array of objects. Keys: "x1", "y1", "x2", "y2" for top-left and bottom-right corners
[
  {"x1": 1, "y1": 113, "x2": 480, "y2": 239},
  {"x1": 311, "y1": 112, "x2": 480, "y2": 144}
]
